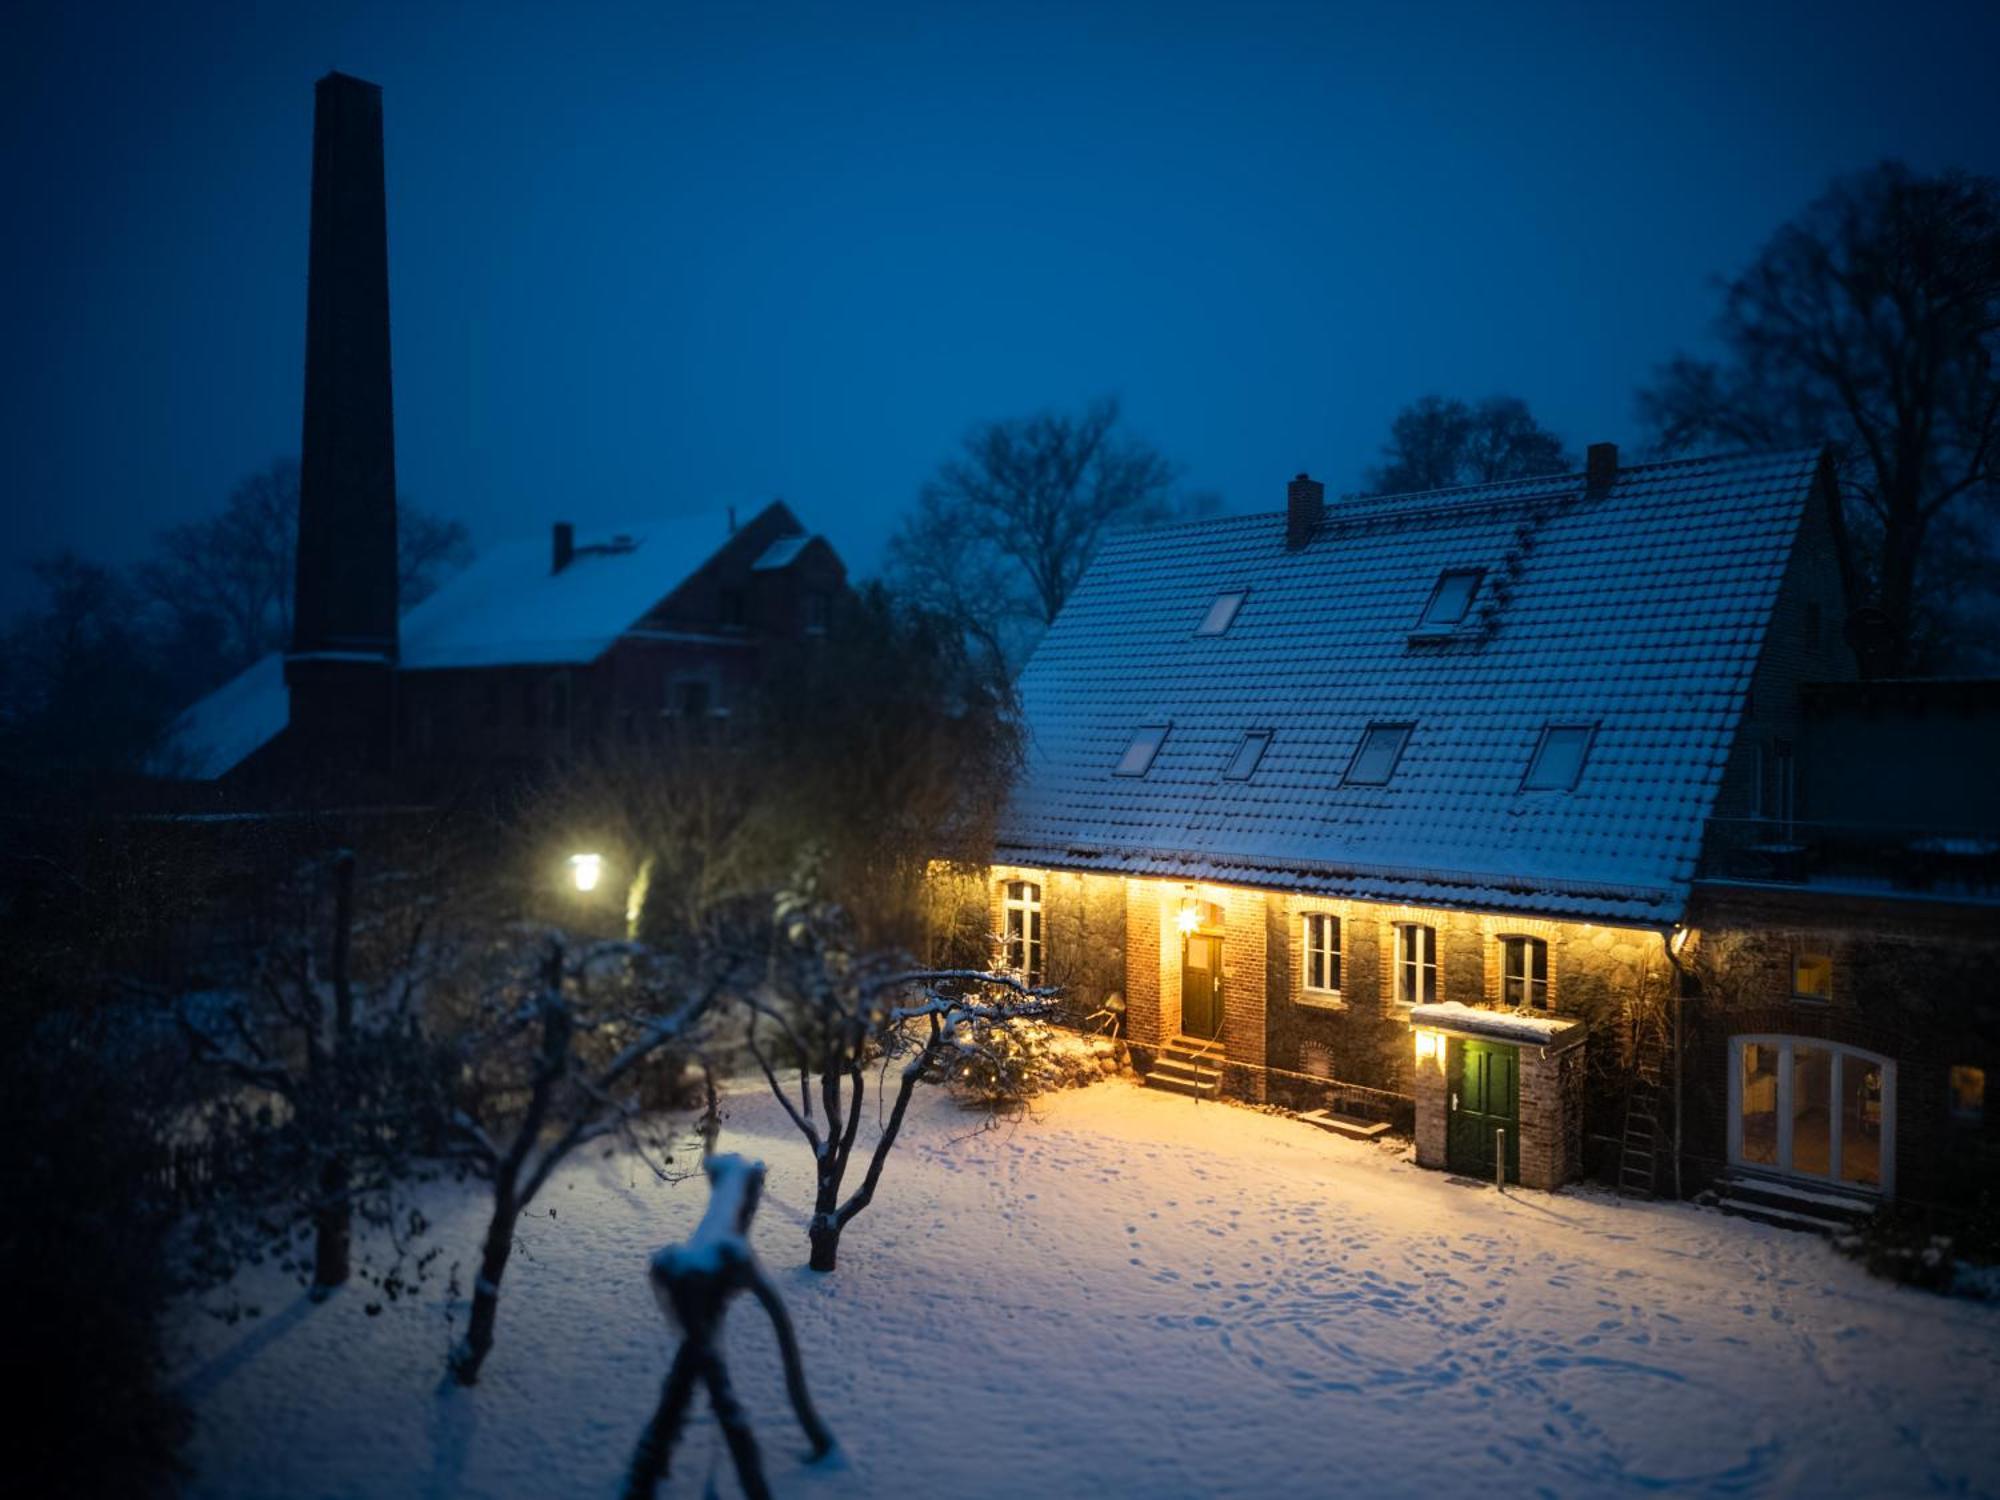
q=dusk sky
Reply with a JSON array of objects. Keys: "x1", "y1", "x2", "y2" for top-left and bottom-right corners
[{"x1": 7, "y1": 0, "x2": 2000, "y2": 615}]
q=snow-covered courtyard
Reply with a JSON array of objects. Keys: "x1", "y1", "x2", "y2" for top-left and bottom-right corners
[{"x1": 176, "y1": 1078, "x2": 2000, "y2": 1498}]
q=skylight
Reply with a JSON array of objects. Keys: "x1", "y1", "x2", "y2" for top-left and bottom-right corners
[
  {"x1": 1522, "y1": 724, "x2": 1595, "y2": 791},
  {"x1": 1344, "y1": 723, "x2": 1413, "y2": 786},
  {"x1": 1196, "y1": 591, "x2": 1248, "y2": 636},
  {"x1": 1114, "y1": 724, "x2": 1170, "y2": 777},
  {"x1": 1222, "y1": 731, "x2": 1270, "y2": 781},
  {"x1": 1417, "y1": 569, "x2": 1483, "y2": 630}
]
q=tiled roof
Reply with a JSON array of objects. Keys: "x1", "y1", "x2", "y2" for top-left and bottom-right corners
[{"x1": 996, "y1": 448, "x2": 1827, "y2": 924}]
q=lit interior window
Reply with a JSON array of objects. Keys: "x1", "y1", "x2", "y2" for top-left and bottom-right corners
[
  {"x1": 1344, "y1": 723, "x2": 1413, "y2": 786},
  {"x1": 1196, "y1": 591, "x2": 1248, "y2": 636},
  {"x1": 1114, "y1": 724, "x2": 1170, "y2": 777},
  {"x1": 1522, "y1": 724, "x2": 1595, "y2": 791},
  {"x1": 1793, "y1": 951, "x2": 1833, "y2": 1000},
  {"x1": 1949, "y1": 1065, "x2": 1985, "y2": 1126},
  {"x1": 1418, "y1": 569, "x2": 1484, "y2": 629},
  {"x1": 1222, "y1": 731, "x2": 1270, "y2": 781}
]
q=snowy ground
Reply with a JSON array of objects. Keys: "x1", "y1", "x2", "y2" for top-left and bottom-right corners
[{"x1": 175, "y1": 1077, "x2": 2000, "y2": 1499}]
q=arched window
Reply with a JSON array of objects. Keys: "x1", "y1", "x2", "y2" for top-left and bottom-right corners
[
  {"x1": 1501, "y1": 936, "x2": 1550, "y2": 1010},
  {"x1": 1003, "y1": 880, "x2": 1043, "y2": 986}
]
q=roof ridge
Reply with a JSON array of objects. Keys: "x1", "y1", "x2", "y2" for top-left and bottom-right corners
[{"x1": 1343, "y1": 442, "x2": 1822, "y2": 508}]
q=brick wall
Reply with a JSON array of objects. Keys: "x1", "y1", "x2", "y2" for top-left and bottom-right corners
[{"x1": 1517, "y1": 1043, "x2": 1586, "y2": 1190}]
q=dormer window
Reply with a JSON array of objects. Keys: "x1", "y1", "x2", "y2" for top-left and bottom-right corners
[
  {"x1": 1522, "y1": 724, "x2": 1595, "y2": 791},
  {"x1": 1114, "y1": 723, "x2": 1170, "y2": 777},
  {"x1": 1344, "y1": 723, "x2": 1412, "y2": 786},
  {"x1": 1196, "y1": 591, "x2": 1248, "y2": 636},
  {"x1": 1222, "y1": 731, "x2": 1271, "y2": 781},
  {"x1": 1417, "y1": 569, "x2": 1483, "y2": 630}
]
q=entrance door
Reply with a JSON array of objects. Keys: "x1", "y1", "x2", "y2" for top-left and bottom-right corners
[
  {"x1": 1448, "y1": 1040, "x2": 1520, "y2": 1182},
  {"x1": 1180, "y1": 933, "x2": 1222, "y2": 1039},
  {"x1": 1729, "y1": 1036, "x2": 1894, "y2": 1195}
]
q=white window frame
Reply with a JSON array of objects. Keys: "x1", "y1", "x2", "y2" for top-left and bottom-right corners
[
  {"x1": 1727, "y1": 1034, "x2": 1895, "y2": 1196},
  {"x1": 1394, "y1": 922, "x2": 1437, "y2": 1007},
  {"x1": 1003, "y1": 880, "x2": 1043, "y2": 987},
  {"x1": 1500, "y1": 935, "x2": 1550, "y2": 1010},
  {"x1": 1299, "y1": 912, "x2": 1342, "y2": 1006}
]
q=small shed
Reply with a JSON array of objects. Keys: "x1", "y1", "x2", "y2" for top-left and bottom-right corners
[{"x1": 1409, "y1": 1003, "x2": 1586, "y2": 1190}]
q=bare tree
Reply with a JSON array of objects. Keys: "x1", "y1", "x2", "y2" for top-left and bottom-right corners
[
  {"x1": 144, "y1": 459, "x2": 473, "y2": 678},
  {"x1": 1367, "y1": 394, "x2": 1572, "y2": 494},
  {"x1": 622, "y1": 1155, "x2": 834, "y2": 1500},
  {"x1": 744, "y1": 873, "x2": 1056, "y2": 1273},
  {"x1": 444, "y1": 939, "x2": 731, "y2": 1385},
  {"x1": 1639, "y1": 162, "x2": 2000, "y2": 672},
  {"x1": 886, "y1": 397, "x2": 1182, "y2": 666}
]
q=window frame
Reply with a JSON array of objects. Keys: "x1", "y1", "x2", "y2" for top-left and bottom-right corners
[
  {"x1": 1416, "y1": 568, "x2": 1485, "y2": 631},
  {"x1": 1002, "y1": 879, "x2": 1044, "y2": 988},
  {"x1": 1299, "y1": 912, "x2": 1343, "y2": 1005},
  {"x1": 1791, "y1": 949, "x2": 1833, "y2": 1003},
  {"x1": 1394, "y1": 922, "x2": 1438, "y2": 1007},
  {"x1": 1344, "y1": 722, "x2": 1415, "y2": 786},
  {"x1": 1114, "y1": 723, "x2": 1171, "y2": 777},
  {"x1": 1500, "y1": 935, "x2": 1551, "y2": 1011},
  {"x1": 1196, "y1": 590, "x2": 1249, "y2": 637},
  {"x1": 1521, "y1": 723, "x2": 1596, "y2": 792},
  {"x1": 1222, "y1": 730, "x2": 1272, "y2": 782}
]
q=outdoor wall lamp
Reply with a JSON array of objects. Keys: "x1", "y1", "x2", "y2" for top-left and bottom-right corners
[{"x1": 569, "y1": 851, "x2": 603, "y2": 893}]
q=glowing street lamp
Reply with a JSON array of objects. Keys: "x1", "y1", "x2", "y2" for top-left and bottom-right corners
[{"x1": 568, "y1": 852, "x2": 603, "y2": 893}]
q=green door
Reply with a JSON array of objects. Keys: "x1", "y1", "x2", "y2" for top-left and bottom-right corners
[
  {"x1": 1181, "y1": 933, "x2": 1222, "y2": 1039},
  {"x1": 1448, "y1": 1040, "x2": 1520, "y2": 1182}
]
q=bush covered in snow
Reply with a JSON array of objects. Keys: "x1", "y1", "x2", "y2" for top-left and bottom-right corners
[
  {"x1": 940, "y1": 1019, "x2": 1115, "y2": 1106},
  {"x1": 1834, "y1": 1194, "x2": 2000, "y2": 1299}
]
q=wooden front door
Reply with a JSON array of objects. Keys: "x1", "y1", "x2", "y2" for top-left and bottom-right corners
[
  {"x1": 1448, "y1": 1040, "x2": 1520, "y2": 1182},
  {"x1": 1181, "y1": 933, "x2": 1222, "y2": 1039}
]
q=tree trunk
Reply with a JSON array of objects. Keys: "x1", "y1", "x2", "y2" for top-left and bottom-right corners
[
  {"x1": 310, "y1": 1154, "x2": 351, "y2": 1296},
  {"x1": 807, "y1": 1219, "x2": 840, "y2": 1274},
  {"x1": 451, "y1": 1193, "x2": 518, "y2": 1385}
]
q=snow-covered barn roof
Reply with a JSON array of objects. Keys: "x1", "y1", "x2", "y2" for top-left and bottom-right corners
[
  {"x1": 995, "y1": 447, "x2": 1829, "y2": 925},
  {"x1": 160, "y1": 511, "x2": 775, "y2": 780}
]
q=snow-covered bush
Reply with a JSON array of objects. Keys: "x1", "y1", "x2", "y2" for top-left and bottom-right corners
[
  {"x1": 939, "y1": 1017, "x2": 1104, "y2": 1106},
  {"x1": 1834, "y1": 1196, "x2": 2000, "y2": 1300}
]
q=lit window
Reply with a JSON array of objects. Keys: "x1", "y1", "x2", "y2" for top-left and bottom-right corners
[
  {"x1": 1003, "y1": 880, "x2": 1043, "y2": 986},
  {"x1": 1949, "y1": 1065, "x2": 1985, "y2": 1126},
  {"x1": 1345, "y1": 723, "x2": 1413, "y2": 786},
  {"x1": 1793, "y1": 951, "x2": 1832, "y2": 1001},
  {"x1": 1196, "y1": 591, "x2": 1248, "y2": 636},
  {"x1": 1114, "y1": 724, "x2": 1169, "y2": 777},
  {"x1": 1523, "y1": 725, "x2": 1595, "y2": 791},
  {"x1": 1417, "y1": 569, "x2": 1483, "y2": 629},
  {"x1": 1222, "y1": 731, "x2": 1271, "y2": 781},
  {"x1": 1502, "y1": 936, "x2": 1550, "y2": 1010},
  {"x1": 1395, "y1": 923, "x2": 1437, "y2": 1006},
  {"x1": 1301, "y1": 913, "x2": 1341, "y2": 995}
]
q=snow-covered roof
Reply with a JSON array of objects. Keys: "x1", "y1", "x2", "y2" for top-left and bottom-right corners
[
  {"x1": 996, "y1": 448, "x2": 1827, "y2": 924},
  {"x1": 751, "y1": 534, "x2": 812, "y2": 571},
  {"x1": 1407, "y1": 1002, "x2": 1585, "y2": 1046},
  {"x1": 159, "y1": 512, "x2": 745, "y2": 780}
]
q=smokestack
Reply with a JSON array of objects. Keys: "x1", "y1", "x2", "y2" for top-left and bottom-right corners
[
  {"x1": 284, "y1": 72, "x2": 399, "y2": 779},
  {"x1": 1286, "y1": 473, "x2": 1324, "y2": 551},
  {"x1": 1585, "y1": 442, "x2": 1619, "y2": 497},
  {"x1": 292, "y1": 71, "x2": 398, "y2": 660},
  {"x1": 552, "y1": 521, "x2": 574, "y2": 574}
]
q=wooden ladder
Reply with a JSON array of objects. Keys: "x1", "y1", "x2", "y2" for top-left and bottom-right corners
[{"x1": 1616, "y1": 1015, "x2": 1667, "y2": 1200}]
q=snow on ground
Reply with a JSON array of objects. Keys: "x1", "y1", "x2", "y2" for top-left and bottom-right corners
[{"x1": 175, "y1": 1078, "x2": 2000, "y2": 1499}]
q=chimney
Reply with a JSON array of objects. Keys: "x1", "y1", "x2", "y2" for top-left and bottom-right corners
[
  {"x1": 1286, "y1": 473, "x2": 1325, "y2": 551},
  {"x1": 552, "y1": 521, "x2": 574, "y2": 574},
  {"x1": 1585, "y1": 442, "x2": 1619, "y2": 497},
  {"x1": 284, "y1": 72, "x2": 399, "y2": 776}
]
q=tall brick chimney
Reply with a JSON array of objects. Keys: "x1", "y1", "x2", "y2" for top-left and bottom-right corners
[
  {"x1": 1286, "y1": 473, "x2": 1325, "y2": 551},
  {"x1": 285, "y1": 72, "x2": 399, "y2": 774}
]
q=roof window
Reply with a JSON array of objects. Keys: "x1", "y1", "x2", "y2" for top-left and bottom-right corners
[
  {"x1": 1417, "y1": 569, "x2": 1483, "y2": 630},
  {"x1": 1522, "y1": 724, "x2": 1595, "y2": 791},
  {"x1": 1196, "y1": 590, "x2": 1248, "y2": 636},
  {"x1": 1114, "y1": 723, "x2": 1170, "y2": 777},
  {"x1": 1344, "y1": 723, "x2": 1413, "y2": 786},
  {"x1": 1222, "y1": 731, "x2": 1271, "y2": 781}
]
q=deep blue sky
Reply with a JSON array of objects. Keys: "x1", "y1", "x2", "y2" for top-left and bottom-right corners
[{"x1": 7, "y1": 0, "x2": 2000, "y2": 614}]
